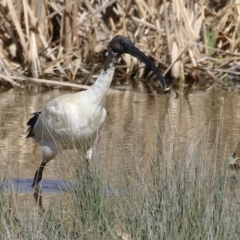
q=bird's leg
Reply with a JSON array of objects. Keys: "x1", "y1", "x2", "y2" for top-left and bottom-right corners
[
  {"x1": 86, "y1": 135, "x2": 100, "y2": 165},
  {"x1": 33, "y1": 186, "x2": 45, "y2": 214},
  {"x1": 32, "y1": 162, "x2": 46, "y2": 187},
  {"x1": 32, "y1": 146, "x2": 58, "y2": 187},
  {"x1": 83, "y1": 148, "x2": 94, "y2": 183},
  {"x1": 85, "y1": 147, "x2": 93, "y2": 170}
]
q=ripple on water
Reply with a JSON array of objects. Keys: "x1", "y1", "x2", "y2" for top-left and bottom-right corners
[{"x1": 3, "y1": 178, "x2": 68, "y2": 194}]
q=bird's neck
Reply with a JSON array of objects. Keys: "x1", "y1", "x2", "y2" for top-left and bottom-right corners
[{"x1": 85, "y1": 52, "x2": 118, "y2": 105}]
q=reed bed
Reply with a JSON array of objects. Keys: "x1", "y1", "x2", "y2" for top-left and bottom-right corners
[
  {"x1": 1, "y1": 121, "x2": 240, "y2": 239},
  {"x1": 0, "y1": 0, "x2": 239, "y2": 91}
]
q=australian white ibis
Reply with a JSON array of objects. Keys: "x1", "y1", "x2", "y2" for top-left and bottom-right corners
[{"x1": 27, "y1": 35, "x2": 170, "y2": 187}]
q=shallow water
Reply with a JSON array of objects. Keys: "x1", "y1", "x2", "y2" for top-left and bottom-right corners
[{"x1": 1, "y1": 88, "x2": 240, "y2": 209}]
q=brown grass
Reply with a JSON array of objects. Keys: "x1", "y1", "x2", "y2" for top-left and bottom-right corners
[{"x1": 0, "y1": 0, "x2": 239, "y2": 91}]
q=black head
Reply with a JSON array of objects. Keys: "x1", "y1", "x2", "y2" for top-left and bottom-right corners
[
  {"x1": 108, "y1": 35, "x2": 135, "y2": 55},
  {"x1": 107, "y1": 35, "x2": 170, "y2": 92}
]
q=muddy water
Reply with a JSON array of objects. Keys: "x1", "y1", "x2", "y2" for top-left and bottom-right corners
[{"x1": 1, "y1": 88, "x2": 240, "y2": 210}]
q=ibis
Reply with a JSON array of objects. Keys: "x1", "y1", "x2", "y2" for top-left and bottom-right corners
[{"x1": 26, "y1": 35, "x2": 170, "y2": 187}]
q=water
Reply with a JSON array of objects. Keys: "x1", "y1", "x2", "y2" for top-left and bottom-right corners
[{"x1": 1, "y1": 88, "x2": 240, "y2": 209}]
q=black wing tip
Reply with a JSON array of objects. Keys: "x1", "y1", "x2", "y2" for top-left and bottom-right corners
[{"x1": 26, "y1": 112, "x2": 41, "y2": 138}]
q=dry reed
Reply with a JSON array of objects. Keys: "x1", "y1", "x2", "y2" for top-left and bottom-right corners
[{"x1": 0, "y1": 0, "x2": 239, "y2": 91}]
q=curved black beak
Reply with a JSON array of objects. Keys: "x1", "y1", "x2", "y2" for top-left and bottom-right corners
[{"x1": 124, "y1": 44, "x2": 170, "y2": 93}]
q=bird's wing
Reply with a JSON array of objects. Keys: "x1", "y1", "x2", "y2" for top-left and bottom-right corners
[{"x1": 32, "y1": 92, "x2": 107, "y2": 144}]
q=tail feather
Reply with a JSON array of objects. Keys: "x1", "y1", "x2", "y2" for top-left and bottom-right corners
[{"x1": 26, "y1": 112, "x2": 41, "y2": 138}]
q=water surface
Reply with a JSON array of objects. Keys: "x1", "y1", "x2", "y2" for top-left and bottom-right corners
[{"x1": 1, "y1": 88, "x2": 240, "y2": 209}]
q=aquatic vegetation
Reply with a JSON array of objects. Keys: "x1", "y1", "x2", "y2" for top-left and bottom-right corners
[{"x1": 1, "y1": 122, "x2": 240, "y2": 239}]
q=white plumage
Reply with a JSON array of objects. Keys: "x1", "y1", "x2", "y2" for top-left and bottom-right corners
[{"x1": 27, "y1": 35, "x2": 169, "y2": 186}]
